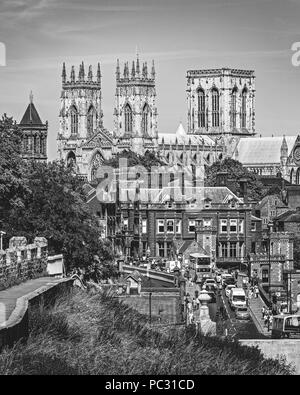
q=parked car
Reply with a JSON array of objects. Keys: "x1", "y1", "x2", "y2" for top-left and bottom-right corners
[
  {"x1": 221, "y1": 273, "x2": 233, "y2": 286},
  {"x1": 203, "y1": 278, "x2": 217, "y2": 289},
  {"x1": 235, "y1": 307, "x2": 250, "y2": 320},
  {"x1": 223, "y1": 276, "x2": 236, "y2": 288},
  {"x1": 225, "y1": 284, "x2": 236, "y2": 298}
]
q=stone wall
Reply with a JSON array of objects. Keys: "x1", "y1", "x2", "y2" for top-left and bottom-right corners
[
  {"x1": 239, "y1": 339, "x2": 300, "y2": 374},
  {"x1": 118, "y1": 289, "x2": 182, "y2": 324},
  {"x1": 0, "y1": 278, "x2": 73, "y2": 351},
  {"x1": 0, "y1": 237, "x2": 48, "y2": 290}
]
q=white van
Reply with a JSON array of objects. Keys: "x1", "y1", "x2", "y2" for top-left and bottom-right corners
[{"x1": 229, "y1": 288, "x2": 246, "y2": 310}]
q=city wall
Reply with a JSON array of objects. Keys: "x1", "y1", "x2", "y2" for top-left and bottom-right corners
[
  {"x1": 0, "y1": 236, "x2": 48, "y2": 290},
  {"x1": 0, "y1": 278, "x2": 73, "y2": 350},
  {"x1": 239, "y1": 339, "x2": 300, "y2": 374}
]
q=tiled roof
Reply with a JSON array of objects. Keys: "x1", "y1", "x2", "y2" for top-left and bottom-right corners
[
  {"x1": 235, "y1": 136, "x2": 297, "y2": 165},
  {"x1": 20, "y1": 102, "x2": 44, "y2": 126}
]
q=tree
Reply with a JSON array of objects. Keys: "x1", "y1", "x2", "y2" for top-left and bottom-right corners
[
  {"x1": 205, "y1": 158, "x2": 266, "y2": 201},
  {"x1": 0, "y1": 115, "x2": 28, "y2": 231},
  {"x1": 5, "y1": 160, "x2": 115, "y2": 276},
  {"x1": 103, "y1": 149, "x2": 164, "y2": 171}
]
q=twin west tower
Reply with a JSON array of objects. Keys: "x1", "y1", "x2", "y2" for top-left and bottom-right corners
[{"x1": 57, "y1": 55, "x2": 158, "y2": 178}]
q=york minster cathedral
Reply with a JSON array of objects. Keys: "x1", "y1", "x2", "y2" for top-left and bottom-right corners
[{"x1": 53, "y1": 54, "x2": 300, "y2": 184}]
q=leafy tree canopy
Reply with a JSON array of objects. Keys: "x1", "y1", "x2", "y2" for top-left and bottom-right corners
[
  {"x1": 205, "y1": 158, "x2": 268, "y2": 201},
  {"x1": 103, "y1": 149, "x2": 164, "y2": 170},
  {"x1": 0, "y1": 115, "x2": 116, "y2": 276}
]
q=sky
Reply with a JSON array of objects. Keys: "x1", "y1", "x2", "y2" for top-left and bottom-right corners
[{"x1": 0, "y1": 0, "x2": 300, "y2": 160}]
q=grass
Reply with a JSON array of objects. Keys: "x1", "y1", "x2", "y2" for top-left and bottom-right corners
[{"x1": 0, "y1": 289, "x2": 295, "y2": 375}]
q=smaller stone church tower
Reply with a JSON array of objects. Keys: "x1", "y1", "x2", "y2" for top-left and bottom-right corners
[
  {"x1": 114, "y1": 55, "x2": 158, "y2": 153},
  {"x1": 19, "y1": 92, "x2": 48, "y2": 162}
]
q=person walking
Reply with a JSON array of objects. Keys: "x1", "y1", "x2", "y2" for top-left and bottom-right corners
[
  {"x1": 254, "y1": 285, "x2": 259, "y2": 298},
  {"x1": 264, "y1": 312, "x2": 269, "y2": 328},
  {"x1": 261, "y1": 306, "x2": 265, "y2": 319},
  {"x1": 268, "y1": 314, "x2": 273, "y2": 331}
]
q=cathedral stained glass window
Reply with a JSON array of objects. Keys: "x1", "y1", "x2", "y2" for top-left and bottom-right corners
[
  {"x1": 197, "y1": 89, "x2": 205, "y2": 128},
  {"x1": 241, "y1": 88, "x2": 247, "y2": 128},
  {"x1": 212, "y1": 88, "x2": 219, "y2": 127},
  {"x1": 70, "y1": 106, "x2": 78, "y2": 135},
  {"x1": 124, "y1": 103, "x2": 133, "y2": 133}
]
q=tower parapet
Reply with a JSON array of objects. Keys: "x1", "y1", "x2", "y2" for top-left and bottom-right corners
[{"x1": 62, "y1": 62, "x2": 102, "y2": 90}]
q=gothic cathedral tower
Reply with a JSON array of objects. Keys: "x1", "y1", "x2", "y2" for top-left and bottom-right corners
[
  {"x1": 114, "y1": 55, "x2": 158, "y2": 153},
  {"x1": 57, "y1": 62, "x2": 111, "y2": 178}
]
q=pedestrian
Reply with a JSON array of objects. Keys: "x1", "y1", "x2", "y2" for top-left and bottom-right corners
[
  {"x1": 254, "y1": 285, "x2": 259, "y2": 298},
  {"x1": 268, "y1": 314, "x2": 273, "y2": 331},
  {"x1": 264, "y1": 313, "x2": 269, "y2": 328},
  {"x1": 261, "y1": 306, "x2": 265, "y2": 318},
  {"x1": 192, "y1": 297, "x2": 197, "y2": 310},
  {"x1": 248, "y1": 288, "x2": 253, "y2": 300}
]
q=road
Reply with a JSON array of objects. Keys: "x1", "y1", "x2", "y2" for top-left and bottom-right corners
[
  {"x1": 218, "y1": 288, "x2": 266, "y2": 339},
  {"x1": 186, "y1": 280, "x2": 265, "y2": 339}
]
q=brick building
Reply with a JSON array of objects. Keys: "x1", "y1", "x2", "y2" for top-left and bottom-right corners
[{"x1": 87, "y1": 176, "x2": 254, "y2": 270}]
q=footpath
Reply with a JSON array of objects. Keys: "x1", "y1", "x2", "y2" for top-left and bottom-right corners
[
  {"x1": 248, "y1": 294, "x2": 271, "y2": 337},
  {"x1": 0, "y1": 277, "x2": 65, "y2": 325}
]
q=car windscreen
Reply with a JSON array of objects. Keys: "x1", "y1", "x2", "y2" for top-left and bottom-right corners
[{"x1": 233, "y1": 295, "x2": 245, "y2": 301}]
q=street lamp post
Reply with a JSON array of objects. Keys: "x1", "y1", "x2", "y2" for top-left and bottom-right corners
[{"x1": 0, "y1": 231, "x2": 6, "y2": 251}]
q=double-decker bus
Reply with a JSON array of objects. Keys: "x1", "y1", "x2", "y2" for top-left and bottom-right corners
[{"x1": 189, "y1": 252, "x2": 211, "y2": 282}]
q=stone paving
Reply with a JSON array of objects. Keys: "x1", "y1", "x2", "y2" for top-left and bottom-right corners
[{"x1": 0, "y1": 277, "x2": 64, "y2": 325}]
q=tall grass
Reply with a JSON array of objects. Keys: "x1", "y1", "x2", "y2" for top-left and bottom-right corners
[{"x1": 0, "y1": 289, "x2": 295, "y2": 375}]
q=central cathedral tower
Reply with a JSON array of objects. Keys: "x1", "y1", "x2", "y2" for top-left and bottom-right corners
[{"x1": 114, "y1": 55, "x2": 158, "y2": 153}]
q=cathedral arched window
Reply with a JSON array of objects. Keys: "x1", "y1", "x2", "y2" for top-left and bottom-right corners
[
  {"x1": 124, "y1": 103, "x2": 133, "y2": 133},
  {"x1": 91, "y1": 152, "x2": 104, "y2": 181},
  {"x1": 296, "y1": 168, "x2": 300, "y2": 185},
  {"x1": 197, "y1": 89, "x2": 205, "y2": 128},
  {"x1": 142, "y1": 103, "x2": 150, "y2": 135},
  {"x1": 70, "y1": 106, "x2": 78, "y2": 135},
  {"x1": 290, "y1": 168, "x2": 294, "y2": 184},
  {"x1": 87, "y1": 105, "x2": 95, "y2": 137},
  {"x1": 67, "y1": 151, "x2": 76, "y2": 169},
  {"x1": 241, "y1": 88, "x2": 247, "y2": 128},
  {"x1": 212, "y1": 88, "x2": 219, "y2": 128},
  {"x1": 231, "y1": 87, "x2": 238, "y2": 128}
]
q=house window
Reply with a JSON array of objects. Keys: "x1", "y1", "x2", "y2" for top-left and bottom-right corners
[
  {"x1": 230, "y1": 219, "x2": 237, "y2": 233},
  {"x1": 239, "y1": 220, "x2": 244, "y2": 234},
  {"x1": 142, "y1": 219, "x2": 147, "y2": 234},
  {"x1": 158, "y1": 242, "x2": 165, "y2": 257},
  {"x1": 166, "y1": 242, "x2": 173, "y2": 258},
  {"x1": 221, "y1": 242, "x2": 228, "y2": 258},
  {"x1": 188, "y1": 220, "x2": 196, "y2": 233},
  {"x1": 262, "y1": 269, "x2": 269, "y2": 283},
  {"x1": 203, "y1": 219, "x2": 212, "y2": 227},
  {"x1": 157, "y1": 219, "x2": 165, "y2": 234},
  {"x1": 251, "y1": 222, "x2": 256, "y2": 231},
  {"x1": 220, "y1": 219, "x2": 227, "y2": 233},
  {"x1": 176, "y1": 219, "x2": 182, "y2": 234},
  {"x1": 166, "y1": 220, "x2": 174, "y2": 233},
  {"x1": 229, "y1": 242, "x2": 237, "y2": 258}
]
